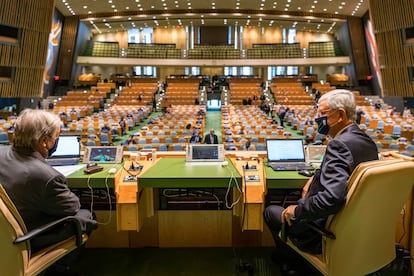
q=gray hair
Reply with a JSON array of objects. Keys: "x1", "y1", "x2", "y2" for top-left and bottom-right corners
[
  {"x1": 318, "y1": 89, "x2": 356, "y2": 121},
  {"x1": 13, "y1": 109, "x2": 61, "y2": 148}
]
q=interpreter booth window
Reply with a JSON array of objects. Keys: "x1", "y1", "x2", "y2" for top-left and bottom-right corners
[
  {"x1": 0, "y1": 24, "x2": 20, "y2": 46},
  {"x1": 224, "y1": 66, "x2": 238, "y2": 76},
  {"x1": 224, "y1": 66, "x2": 252, "y2": 76},
  {"x1": 0, "y1": 66, "x2": 15, "y2": 82},
  {"x1": 127, "y1": 28, "x2": 153, "y2": 43},
  {"x1": 184, "y1": 67, "x2": 200, "y2": 76},
  {"x1": 267, "y1": 66, "x2": 298, "y2": 80},
  {"x1": 132, "y1": 66, "x2": 157, "y2": 77},
  {"x1": 402, "y1": 26, "x2": 414, "y2": 45},
  {"x1": 409, "y1": 67, "x2": 414, "y2": 83}
]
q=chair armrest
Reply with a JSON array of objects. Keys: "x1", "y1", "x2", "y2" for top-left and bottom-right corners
[
  {"x1": 280, "y1": 221, "x2": 336, "y2": 242},
  {"x1": 14, "y1": 216, "x2": 84, "y2": 247},
  {"x1": 307, "y1": 222, "x2": 336, "y2": 240}
]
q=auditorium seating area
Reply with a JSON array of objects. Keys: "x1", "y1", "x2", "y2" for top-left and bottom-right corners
[
  {"x1": 228, "y1": 77, "x2": 262, "y2": 105},
  {"x1": 247, "y1": 43, "x2": 302, "y2": 59},
  {"x1": 126, "y1": 43, "x2": 181, "y2": 59},
  {"x1": 162, "y1": 78, "x2": 201, "y2": 106},
  {"x1": 271, "y1": 82, "x2": 316, "y2": 105},
  {"x1": 358, "y1": 106, "x2": 414, "y2": 155},
  {"x1": 125, "y1": 105, "x2": 206, "y2": 151},
  {"x1": 80, "y1": 40, "x2": 348, "y2": 60},
  {"x1": 78, "y1": 74, "x2": 102, "y2": 86},
  {"x1": 308, "y1": 41, "x2": 345, "y2": 58},
  {"x1": 115, "y1": 82, "x2": 158, "y2": 106},
  {"x1": 187, "y1": 45, "x2": 241, "y2": 59},
  {"x1": 222, "y1": 105, "x2": 285, "y2": 150},
  {"x1": 87, "y1": 41, "x2": 120, "y2": 57}
]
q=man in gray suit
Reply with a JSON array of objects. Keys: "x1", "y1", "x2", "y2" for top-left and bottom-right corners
[
  {"x1": 264, "y1": 90, "x2": 378, "y2": 274},
  {"x1": 0, "y1": 109, "x2": 97, "y2": 272}
]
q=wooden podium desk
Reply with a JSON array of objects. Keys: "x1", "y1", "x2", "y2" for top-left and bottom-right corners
[
  {"x1": 265, "y1": 165, "x2": 309, "y2": 189},
  {"x1": 139, "y1": 157, "x2": 241, "y2": 188},
  {"x1": 64, "y1": 158, "x2": 310, "y2": 248},
  {"x1": 66, "y1": 163, "x2": 121, "y2": 188}
]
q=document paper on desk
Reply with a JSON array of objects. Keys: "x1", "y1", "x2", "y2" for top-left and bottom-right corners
[
  {"x1": 53, "y1": 164, "x2": 84, "y2": 176},
  {"x1": 266, "y1": 139, "x2": 314, "y2": 171}
]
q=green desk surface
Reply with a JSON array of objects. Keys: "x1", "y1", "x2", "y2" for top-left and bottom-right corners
[
  {"x1": 265, "y1": 166, "x2": 309, "y2": 189},
  {"x1": 139, "y1": 158, "x2": 242, "y2": 188},
  {"x1": 65, "y1": 159, "x2": 310, "y2": 190},
  {"x1": 66, "y1": 164, "x2": 122, "y2": 188}
]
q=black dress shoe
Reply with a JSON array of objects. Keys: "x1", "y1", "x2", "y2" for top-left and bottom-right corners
[
  {"x1": 44, "y1": 265, "x2": 81, "y2": 276},
  {"x1": 280, "y1": 263, "x2": 309, "y2": 276}
]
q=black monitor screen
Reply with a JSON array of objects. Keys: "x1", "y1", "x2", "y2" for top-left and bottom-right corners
[{"x1": 192, "y1": 145, "x2": 219, "y2": 160}]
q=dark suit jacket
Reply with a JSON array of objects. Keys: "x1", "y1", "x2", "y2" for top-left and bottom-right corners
[
  {"x1": 204, "y1": 134, "x2": 218, "y2": 144},
  {"x1": 0, "y1": 146, "x2": 97, "y2": 250},
  {"x1": 290, "y1": 124, "x2": 378, "y2": 252}
]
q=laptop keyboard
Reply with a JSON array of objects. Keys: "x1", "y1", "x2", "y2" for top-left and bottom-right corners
[
  {"x1": 47, "y1": 158, "x2": 80, "y2": 166},
  {"x1": 268, "y1": 162, "x2": 314, "y2": 171}
]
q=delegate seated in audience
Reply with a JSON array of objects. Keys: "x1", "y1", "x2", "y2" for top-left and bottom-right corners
[
  {"x1": 263, "y1": 90, "x2": 378, "y2": 275},
  {"x1": 189, "y1": 131, "x2": 203, "y2": 143},
  {"x1": 101, "y1": 124, "x2": 111, "y2": 133},
  {"x1": 0, "y1": 109, "x2": 97, "y2": 274},
  {"x1": 123, "y1": 135, "x2": 139, "y2": 146}
]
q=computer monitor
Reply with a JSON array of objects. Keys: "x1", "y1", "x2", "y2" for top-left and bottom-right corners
[
  {"x1": 83, "y1": 146, "x2": 123, "y2": 164},
  {"x1": 185, "y1": 144, "x2": 225, "y2": 162}
]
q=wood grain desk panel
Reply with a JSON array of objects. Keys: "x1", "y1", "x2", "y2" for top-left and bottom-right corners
[{"x1": 265, "y1": 166, "x2": 309, "y2": 189}]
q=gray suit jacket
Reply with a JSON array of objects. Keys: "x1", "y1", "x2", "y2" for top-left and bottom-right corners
[{"x1": 0, "y1": 146, "x2": 96, "y2": 233}]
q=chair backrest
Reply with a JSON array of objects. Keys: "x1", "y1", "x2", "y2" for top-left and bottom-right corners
[
  {"x1": 323, "y1": 159, "x2": 414, "y2": 276},
  {"x1": 0, "y1": 184, "x2": 29, "y2": 275}
]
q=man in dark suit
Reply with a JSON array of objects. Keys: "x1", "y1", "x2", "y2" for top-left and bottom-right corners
[
  {"x1": 264, "y1": 90, "x2": 378, "y2": 274},
  {"x1": 0, "y1": 109, "x2": 97, "y2": 274},
  {"x1": 203, "y1": 128, "x2": 219, "y2": 144}
]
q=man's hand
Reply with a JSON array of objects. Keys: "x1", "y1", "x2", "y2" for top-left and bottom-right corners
[
  {"x1": 301, "y1": 176, "x2": 313, "y2": 198},
  {"x1": 282, "y1": 204, "x2": 297, "y2": 226}
]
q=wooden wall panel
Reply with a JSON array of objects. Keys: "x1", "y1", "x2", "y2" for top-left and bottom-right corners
[
  {"x1": 0, "y1": 0, "x2": 54, "y2": 98},
  {"x1": 347, "y1": 17, "x2": 370, "y2": 80},
  {"x1": 56, "y1": 16, "x2": 80, "y2": 80},
  {"x1": 370, "y1": 0, "x2": 414, "y2": 32},
  {"x1": 370, "y1": 0, "x2": 414, "y2": 97}
]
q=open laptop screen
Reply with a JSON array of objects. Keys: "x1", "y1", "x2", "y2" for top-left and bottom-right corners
[
  {"x1": 266, "y1": 139, "x2": 306, "y2": 162},
  {"x1": 49, "y1": 135, "x2": 81, "y2": 159}
]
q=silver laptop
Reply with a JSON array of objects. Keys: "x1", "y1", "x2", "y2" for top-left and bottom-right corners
[
  {"x1": 47, "y1": 135, "x2": 81, "y2": 166},
  {"x1": 266, "y1": 139, "x2": 314, "y2": 171},
  {"x1": 306, "y1": 145, "x2": 327, "y2": 163}
]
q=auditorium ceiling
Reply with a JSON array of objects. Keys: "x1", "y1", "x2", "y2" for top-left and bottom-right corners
[{"x1": 55, "y1": 0, "x2": 369, "y2": 34}]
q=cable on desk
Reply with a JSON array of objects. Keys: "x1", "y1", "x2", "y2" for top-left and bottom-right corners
[
  {"x1": 86, "y1": 173, "x2": 113, "y2": 225},
  {"x1": 225, "y1": 166, "x2": 242, "y2": 209},
  {"x1": 162, "y1": 189, "x2": 221, "y2": 210}
]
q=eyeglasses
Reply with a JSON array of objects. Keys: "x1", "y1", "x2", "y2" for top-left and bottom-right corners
[{"x1": 316, "y1": 109, "x2": 336, "y2": 117}]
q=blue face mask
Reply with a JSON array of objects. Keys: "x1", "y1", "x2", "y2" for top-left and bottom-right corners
[
  {"x1": 315, "y1": 116, "x2": 330, "y2": 135},
  {"x1": 48, "y1": 137, "x2": 59, "y2": 157}
]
